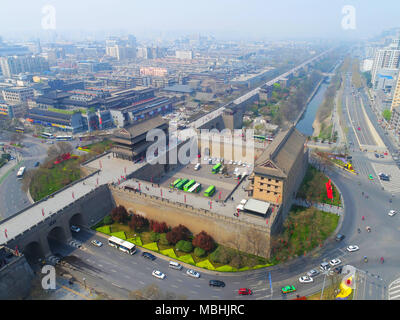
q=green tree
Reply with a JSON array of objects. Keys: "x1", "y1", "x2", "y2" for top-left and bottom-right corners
[{"x1": 382, "y1": 109, "x2": 391, "y2": 122}]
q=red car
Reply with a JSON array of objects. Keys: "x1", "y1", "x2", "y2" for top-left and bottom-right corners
[
  {"x1": 238, "y1": 288, "x2": 252, "y2": 295},
  {"x1": 357, "y1": 127, "x2": 361, "y2": 131}
]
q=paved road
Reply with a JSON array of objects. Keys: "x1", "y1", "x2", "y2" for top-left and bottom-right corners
[{"x1": 0, "y1": 135, "x2": 49, "y2": 219}]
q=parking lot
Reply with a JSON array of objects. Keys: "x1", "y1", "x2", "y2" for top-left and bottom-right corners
[{"x1": 159, "y1": 158, "x2": 253, "y2": 201}]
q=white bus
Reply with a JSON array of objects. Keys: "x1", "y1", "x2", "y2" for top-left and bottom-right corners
[
  {"x1": 108, "y1": 236, "x2": 136, "y2": 255},
  {"x1": 17, "y1": 166, "x2": 25, "y2": 179},
  {"x1": 55, "y1": 135, "x2": 73, "y2": 141},
  {"x1": 188, "y1": 182, "x2": 201, "y2": 193},
  {"x1": 41, "y1": 132, "x2": 54, "y2": 139}
]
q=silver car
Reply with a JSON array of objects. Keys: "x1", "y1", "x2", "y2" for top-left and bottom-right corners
[{"x1": 186, "y1": 269, "x2": 200, "y2": 278}]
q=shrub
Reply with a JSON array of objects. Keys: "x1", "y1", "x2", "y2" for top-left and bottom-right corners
[
  {"x1": 176, "y1": 240, "x2": 193, "y2": 253},
  {"x1": 192, "y1": 231, "x2": 215, "y2": 252},
  {"x1": 128, "y1": 213, "x2": 149, "y2": 232},
  {"x1": 166, "y1": 224, "x2": 191, "y2": 245},
  {"x1": 150, "y1": 232, "x2": 160, "y2": 242},
  {"x1": 103, "y1": 215, "x2": 113, "y2": 225},
  {"x1": 209, "y1": 246, "x2": 234, "y2": 265},
  {"x1": 159, "y1": 233, "x2": 169, "y2": 245},
  {"x1": 111, "y1": 205, "x2": 129, "y2": 223},
  {"x1": 193, "y1": 247, "x2": 206, "y2": 258},
  {"x1": 150, "y1": 220, "x2": 169, "y2": 233}
]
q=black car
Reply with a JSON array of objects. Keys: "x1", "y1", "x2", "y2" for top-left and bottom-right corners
[
  {"x1": 209, "y1": 280, "x2": 225, "y2": 287},
  {"x1": 335, "y1": 233, "x2": 345, "y2": 242},
  {"x1": 333, "y1": 266, "x2": 343, "y2": 274},
  {"x1": 142, "y1": 252, "x2": 156, "y2": 260},
  {"x1": 34, "y1": 161, "x2": 40, "y2": 167}
]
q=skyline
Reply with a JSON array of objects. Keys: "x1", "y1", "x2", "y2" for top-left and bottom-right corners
[{"x1": 0, "y1": 0, "x2": 399, "y2": 41}]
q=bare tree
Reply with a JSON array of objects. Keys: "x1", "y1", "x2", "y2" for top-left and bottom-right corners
[
  {"x1": 245, "y1": 229, "x2": 267, "y2": 257},
  {"x1": 56, "y1": 141, "x2": 73, "y2": 155}
]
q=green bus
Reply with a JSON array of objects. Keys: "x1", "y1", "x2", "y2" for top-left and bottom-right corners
[
  {"x1": 183, "y1": 179, "x2": 196, "y2": 192},
  {"x1": 253, "y1": 134, "x2": 266, "y2": 141},
  {"x1": 176, "y1": 178, "x2": 189, "y2": 190},
  {"x1": 212, "y1": 163, "x2": 222, "y2": 174},
  {"x1": 188, "y1": 183, "x2": 201, "y2": 193},
  {"x1": 170, "y1": 178, "x2": 181, "y2": 188},
  {"x1": 204, "y1": 185, "x2": 216, "y2": 197}
]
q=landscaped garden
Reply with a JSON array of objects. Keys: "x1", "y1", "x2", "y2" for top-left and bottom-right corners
[
  {"x1": 93, "y1": 205, "x2": 273, "y2": 272},
  {"x1": 296, "y1": 165, "x2": 342, "y2": 206},
  {"x1": 270, "y1": 205, "x2": 339, "y2": 263}
]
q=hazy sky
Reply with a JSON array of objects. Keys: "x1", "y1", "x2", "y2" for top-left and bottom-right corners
[{"x1": 1, "y1": 0, "x2": 399, "y2": 40}]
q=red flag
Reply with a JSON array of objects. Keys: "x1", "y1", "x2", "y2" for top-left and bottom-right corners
[
  {"x1": 72, "y1": 192, "x2": 74, "y2": 199},
  {"x1": 15, "y1": 245, "x2": 19, "y2": 256},
  {"x1": 42, "y1": 208, "x2": 44, "y2": 216},
  {"x1": 4, "y1": 229, "x2": 7, "y2": 238}
]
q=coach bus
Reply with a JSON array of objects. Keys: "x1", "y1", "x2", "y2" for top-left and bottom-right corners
[
  {"x1": 188, "y1": 183, "x2": 201, "y2": 193},
  {"x1": 15, "y1": 127, "x2": 24, "y2": 133},
  {"x1": 41, "y1": 132, "x2": 54, "y2": 139},
  {"x1": 108, "y1": 236, "x2": 136, "y2": 255},
  {"x1": 176, "y1": 178, "x2": 189, "y2": 190},
  {"x1": 212, "y1": 163, "x2": 222, "y2": 174},
  {"x1": 17, "y1": 166, "x2": 25, "y2": 179},
  {"x1": 183, "y1": 179, "x2": 196, "y2": 192},
  {"x1": 170, "y1": 178, "x2": 182, "y2": 189},
  {"x1": 204, "y1": 185, "x2": 216, "y2": 197},
  {"x1": 56, "y1": 135, "x2": 73, "y2": 141}
]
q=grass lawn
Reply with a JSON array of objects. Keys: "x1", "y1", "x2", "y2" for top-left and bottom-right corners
[
  {"x1": 143, "y1": 242, "x2": 159, "y2": 252},
  {"x1": 297, "y1": 165, "x2": 342, "y2": 206},
  {"x1": 271, "y1": 205, "x2": 339, "y2": 262},
  {"x1": 29, "y1": 159, "x2": 81, "y2": 201}
]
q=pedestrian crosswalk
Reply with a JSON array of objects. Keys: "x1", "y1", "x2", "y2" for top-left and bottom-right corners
[{"x1": 388, "y1": 278, "x2": 400, "y2": 300}]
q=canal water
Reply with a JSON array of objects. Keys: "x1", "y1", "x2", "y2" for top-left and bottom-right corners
[{"x1": 295, "y1": 80, "x2": 330, "y2": 137}]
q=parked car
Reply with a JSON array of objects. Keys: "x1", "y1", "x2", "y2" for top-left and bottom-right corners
[
  {"x1": 238, "y1": 288, "x2": 252, "y2": 295},
  {"x1": 70, "y1": 225, "x2": 80, "y2": 233},
  {"x1": 91, "y1": 240, "x2": 103, "y2": 247},
  {"x1": 34, "y1": 161, "x2": 40, "y2": 167},
  {"x1": 209, "y1": 280, "x2": 225, "y2": 287},
  {"x1": 186, "y1": 269, "x2": 200, "y2": 278},
  {"x1": 152, "y1": 270, "x2": 166, "y2": 279},
  {"x1": 281, "y1": 285, "x2": 296, "y2": 294},
  {"x1": 142, "y1": 252, "x2": 156, "y2": 260}
]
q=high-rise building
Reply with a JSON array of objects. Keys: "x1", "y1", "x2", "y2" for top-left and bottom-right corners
[
  {"x1": 371, "y1": 36, "x2": 400, "y2": 87},
  {"x1": 391, "y1": 73, "x2": 400, "y2": 111},
  {"x1": 0, "y1": 55, "x2": 49, "y2": 78}
]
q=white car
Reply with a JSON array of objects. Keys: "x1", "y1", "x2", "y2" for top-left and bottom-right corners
[
  {"x1": 152, "y1": 270, "x2": 166, "y2": 280},
  {"x1": 347, "y1": 245, "x2": 359, "y2": 252},
  {"x1": 299, "y1": 276, "x2": 314, "y2": 283},
  {"x1": 70, "y1": 225, "x2": 80, "y2": 232},
  {"x1": 186, "y1": 269, "x2": 200, "y2": 278},
  {"x1": 329, "y1": 258, "x2": 341, "y2": 266},
  {"x1": 388, "y1": 210, "x2": 397, "y2": 216},
  {"x1": 91, "y1": 240, "x2": 103, "y2": 247},
  {"x1": 228, "y1": 160, "x2": 233, "y2": 165}
]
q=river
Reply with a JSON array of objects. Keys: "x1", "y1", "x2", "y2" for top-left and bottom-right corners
[{"x1": 295, "y1": 80, "x2": 330, "y2": 137}]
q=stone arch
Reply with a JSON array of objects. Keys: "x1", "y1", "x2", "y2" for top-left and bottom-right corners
[
  {"x1": 23, "y1": 241, "x2": 44, "y2": 264},
  {"x1": 47, "y1": 226, "x2": 67, "y2": 243},
  {"x1": 69, "y1": 212, "x2": 85, "y2": 227}
]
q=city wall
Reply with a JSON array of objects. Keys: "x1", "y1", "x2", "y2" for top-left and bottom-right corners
[{"x1": 110, "y1": 187, "x2": 271, "y2": 258}]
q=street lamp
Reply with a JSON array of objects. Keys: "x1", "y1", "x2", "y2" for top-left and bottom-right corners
[{"x1": 83, "y1": 277, "x2": 86, "y2": 289}]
